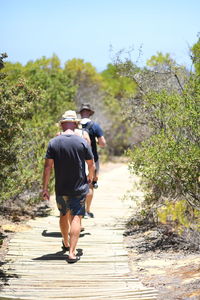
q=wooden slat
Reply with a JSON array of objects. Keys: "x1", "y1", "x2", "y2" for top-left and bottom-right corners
[{"x1": 0, "y1": 164, "x2": 158, "y2": 299}]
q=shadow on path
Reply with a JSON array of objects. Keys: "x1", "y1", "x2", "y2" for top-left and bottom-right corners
[
  {"x1": 42, "y1": 229, "x2": 91, "y2": 238},
  {"x1": 33, "y1": 249, "x2": 83, "y2": 261}
]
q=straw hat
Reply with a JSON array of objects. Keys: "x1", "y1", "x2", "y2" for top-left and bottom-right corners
[{"x1": 59, "y1": 110, "x2": 80, "y2": 123}]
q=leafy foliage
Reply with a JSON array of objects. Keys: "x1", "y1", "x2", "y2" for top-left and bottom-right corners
[
  {"x1": 109, "y1": 43, "x2": 200, "y2": 215},
  {"x1": 0, "y1": 53, "x2": 8, "y2": 70},
  {"x1": 1, "y1": 54, "x2": 136, "y2": 210},
  {"x1": 146, "y1": 51, "x2": 176, "y2": 72},
  {"x1": 101, "y1": 63, "x2": 137, "y2": 99},
  {"x1": 0, "y1": 55, "x2": 76, "y2": 208},
  {"x1": 157, "y1": 199, "x2": 200, "y2": 229},
  {"x1": 2, "y1": 39, "x2": 199, "y2": 229},
  {"x1": 124, "y1": 46, "x2": 200, "y2": 215},
  {"x1": 191, "y1": 34, "x2": 200, "y2": 75},
  {"x1": 101, "y1": 64, "x2": 137, "y2": 155},
  {"x1": 0, "y1": 77, "x2": 41, "y2": 203},
  {"x1": 128, "y1": 79, "x2": 200, "y2": 206}
]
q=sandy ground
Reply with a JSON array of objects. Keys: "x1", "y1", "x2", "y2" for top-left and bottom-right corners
[{"x1": 125, "y1": 233, "x2": 200, "y2": 300}]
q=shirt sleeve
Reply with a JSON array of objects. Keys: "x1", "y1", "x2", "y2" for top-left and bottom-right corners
[
  {"x1": 84, "y1": 143, "x2": 94, "y2": 160},
  {"x1": 45, "y1": 141, "x2": 55, "y2": 159},
  {"x1": 94, "y1": 123, "x2": 104, "y2": 138}
]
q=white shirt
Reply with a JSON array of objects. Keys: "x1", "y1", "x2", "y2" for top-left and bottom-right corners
[{"x1": 80, "y1": 118, "x2": 91, "y2": 125}]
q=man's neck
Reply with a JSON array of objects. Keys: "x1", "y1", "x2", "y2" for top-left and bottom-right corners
[{"x1": 62, "y1": 129, "x2": 75, "y2": 135}]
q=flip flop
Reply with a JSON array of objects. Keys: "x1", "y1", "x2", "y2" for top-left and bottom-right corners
[
  {"x1": 67, "y1": 255, "x2": 80, "y2": 264},
  {"x1": 62, "y1": 240, "x2": 70, "y2": 252}
]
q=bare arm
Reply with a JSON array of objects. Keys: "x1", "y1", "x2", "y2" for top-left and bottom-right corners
[
  {"x1": 74, "y1": 128, "x2": 91, "y2": 145},
  {"x1": 97, "y1": 136, "x2": 106, "y2": 147},
  {"x1": 83, "y1": 131, "x2": 91, "y2": 145},
  {"x1": 86, "y1": 159, "x2": 95, "y2": 183},
  {"x1": 42, "y1": 158, "x2": 54, "y2": 200}
]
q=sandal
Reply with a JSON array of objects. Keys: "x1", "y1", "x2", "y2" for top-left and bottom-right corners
[
  {"x1": 67, "y1": 255, "x2": 80, "y2": 263},
  {"x1": 62, "y1": 240, "x2": 70, "y2": 252}
]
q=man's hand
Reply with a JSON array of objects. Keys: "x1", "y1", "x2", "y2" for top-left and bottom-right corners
[
  {"x1": 42, "y1": 189, "x2": 50, "y2": 201},
  {"x1": 93, "y1": 176, "x2": 98, "y2": 182},
  {"x1": 97, "y1": 136, "x2": 106, "y2": 147},
  {"x1": 87, "y1": 176, "x2": 93, "y2": 184}
]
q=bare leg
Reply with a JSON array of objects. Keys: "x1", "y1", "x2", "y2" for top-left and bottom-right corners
[
  {"x1": 69, "y1": 215, "x2": 82, "y2": 259},
  {"x1": 59, "y1": 211, "x2": 70, "y2": 247},
  {"x1": 85, "y1": 185, "x2": 94, "y2": 213},
  {"x1": 86, "y1": 171, "x2": 99, "y2": 214},
  {"x1": 80, "y1": 218, "x2": 84, "y2": 231}
]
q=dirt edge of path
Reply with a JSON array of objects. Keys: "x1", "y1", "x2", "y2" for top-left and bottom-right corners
[{"x1": 124, "y1": 225, "x2": 200, "y2": 300}]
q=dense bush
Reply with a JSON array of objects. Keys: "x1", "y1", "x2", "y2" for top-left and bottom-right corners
[
  {"x1": 0, "y1": 55, "x2": 136, "y2": 210},
  {"x1": 127, "y1": 76, "x2": 200, "y2": 206},
  {"x1": 2, "y1": 42, "x2": 199, "y2": 223},
  {"x1": 109, "y1": 41, "x2": 200, "y2": 235},
  {"x1": 0, "y1": 75, "x2": 42, "y2": 204},
  {"x1": 101, "y1": 64, "x2": 137, "y2": 155},
  {"x1": 0, "y1": 55, "x2": 76, "y2": 208},
  {"x1": 120, "y1": 42, "x2": 200, "y2": 232}
]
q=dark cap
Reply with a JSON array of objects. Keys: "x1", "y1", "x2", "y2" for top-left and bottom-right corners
[{"x1": 78, "y1": 103, "x2": 94, "y2": 115}]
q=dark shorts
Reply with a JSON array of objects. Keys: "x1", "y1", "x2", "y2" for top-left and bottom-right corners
[{"x1": 56, "y1": 195, "x2": 86, "y2": 216}]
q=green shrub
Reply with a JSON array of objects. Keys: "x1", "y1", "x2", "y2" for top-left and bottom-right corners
[
  {"x1": 0, "y1": 55, "x2": 76, "y2": 208},
  {"x1": 128, "y1": 84, "x2": 200, "y2": 211}
]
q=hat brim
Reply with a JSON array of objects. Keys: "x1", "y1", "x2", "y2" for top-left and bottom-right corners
[
  {"x1": 60, "y1": 118, "x2": 80, "y2": 124},
  {"x1": 78, "y1": 108, "x2": 94, "y2": 115}
]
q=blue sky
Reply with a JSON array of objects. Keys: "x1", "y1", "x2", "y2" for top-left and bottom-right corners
[{"x1": 1, "y1": 0, "x2": 200, "y2": 71}]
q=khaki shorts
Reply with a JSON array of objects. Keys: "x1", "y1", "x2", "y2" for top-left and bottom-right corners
[{"x1": 56, "y1": 195, "x2": 86, "y2": 216}]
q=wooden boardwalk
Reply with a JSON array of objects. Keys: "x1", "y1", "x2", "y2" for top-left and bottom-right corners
[{"x1": 0, "y1": 163, "x2": 158, "y2": 300}]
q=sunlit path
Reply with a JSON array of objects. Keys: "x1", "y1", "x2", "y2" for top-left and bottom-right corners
[{"x1": 0, "y1": 163, "x2": 158, "y2": 300}]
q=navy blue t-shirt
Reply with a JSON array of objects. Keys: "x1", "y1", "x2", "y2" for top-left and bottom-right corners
[
  {"x1": 45, "y1": 134, "x2": 93, "y2": 196},
  {"x1": 82, "y1": 122, "x2": 103, "y2": 162}
]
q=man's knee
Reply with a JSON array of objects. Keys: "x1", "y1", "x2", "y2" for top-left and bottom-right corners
[{"x1": 72, "y1": 215, "x2": 82, "y2": 223}]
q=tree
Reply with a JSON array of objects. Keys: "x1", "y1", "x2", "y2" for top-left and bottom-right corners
[
  {"x1": 125, "y1": 47, "x2": 200, "y2": 212},
  {"x1": 64, "y1": 58, "x2": 103, "y2": 108},
  {"x1": 146, "y1": 51, "x2": 176, "y2": 72},
  {"x1": 101, "y1": 63, "x2": 137, "y2": 155},
  {"x1": 0, "y1": 74, "x2": 41, "y2": 205},
  {"x1": 0, "y1": 55, "x2": 76, "y2": 209},
  {"x1": 191, "y1": 34, "x2": 200, "y2": 76},
  {"x1": 101, "y1": 63, "x2": 137, "y2": 99},
  {"x1": 0, "y1": 53, "x2": 8, "y2": 70}
]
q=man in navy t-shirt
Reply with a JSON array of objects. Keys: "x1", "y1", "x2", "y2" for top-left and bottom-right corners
[
  {"x1": 42, "y1": 110, "x2": 95, "y2": 263},
  {"x1": 78, "y1": 103, "x2": 106, "y2": 218}
]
